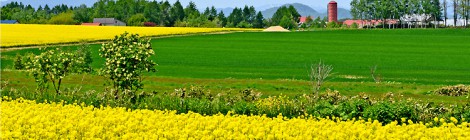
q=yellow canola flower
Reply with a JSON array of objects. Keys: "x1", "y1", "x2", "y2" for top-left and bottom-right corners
[
  {"x1": 0, "y1": 24, "x2": 260, "y2": 47},
  {"x1": 1, "y1": 98, "x2": 470, "y2": 139}
]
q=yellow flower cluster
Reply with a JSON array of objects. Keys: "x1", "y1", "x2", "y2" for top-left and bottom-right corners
[
  {"x1": 0, "y1": 24, "x2": 259, "y2": 47},
  {"x1": 1, "y1": 98, "x2": 469, "y2": 139}
]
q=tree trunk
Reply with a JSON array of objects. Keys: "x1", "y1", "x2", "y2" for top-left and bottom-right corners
[{"x1": 454, "y1": 0, "x2": 458, "y2": 27}]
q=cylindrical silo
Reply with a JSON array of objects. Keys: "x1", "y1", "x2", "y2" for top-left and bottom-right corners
[{"x1": 328, "y1": 1, "x2": 338, "y2": 22}]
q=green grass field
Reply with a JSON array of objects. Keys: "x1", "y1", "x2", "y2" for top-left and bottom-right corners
[{"x1": 1, "y1": 29, "x2": 469, "y2": 103}]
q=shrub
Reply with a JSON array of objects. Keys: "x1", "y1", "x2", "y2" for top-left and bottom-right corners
[
  {"x1": 434, "y1": 85, "x2": 469, "y2": 96},
  {"x1": 76, "y1": 43, "x2": 93, "y2": 72},
  {"x1": 99, "y1": 32, "x2": 156, "y2": 95},
  {"x1": 48, "y1": 12, "x2": 76, "y2": 25},
  {"x1": 24, "y1": 48, "x2": 87, "y2": 94},
  {"x1": 279, "y1": 16, "x2": 296, "y2": 30},
  {"x1": 327, "y1": 21, "x2": 338, "y2": 28},
  {"x1": 236, "y1": 21, "x2": 253, "y2": 28},
  {"x1": 14, "y1": 53, "x2": 25, "y2": 70},
  {"x1": 127, "y1": 14, "x2": 147, "y2": 26},
  {"x1": 363, "y1": 101, "x2": 418, "y2": 124},
  {"x1": 173, "y1": 85, "x2": 215, "y2": 100},
  {"x1": 240, "y1": 88, "x2": 261, "y2": 102},
  {"x1": 143, "y1": 22, "x2": 157, "y2": 27},
  {"x1": 309, "y1": 61, "x2": 333, "y2": 95},
  {"x1": 351, "y1": 22, "x2": 359, "y2": 29}
]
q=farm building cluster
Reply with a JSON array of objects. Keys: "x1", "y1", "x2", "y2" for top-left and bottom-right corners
[{"x1": 296, "y1": 0, "x2": 469, "y2": 28}]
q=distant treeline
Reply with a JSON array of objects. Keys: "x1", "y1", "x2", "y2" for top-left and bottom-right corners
[
  {"x1": 0, "y1": 0, "x2": 270, "y2": 28},
  {"x1": 350, "y1": 0, "x2": 470, "y2": 28}
]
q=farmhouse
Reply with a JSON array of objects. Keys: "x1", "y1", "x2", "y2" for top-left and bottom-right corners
[
  {"x1": 93, "y1": 18, "x2": 126, "y2": 26},
  {"x1": 0, "y1": 20, "x2": 19, "y2": 24},
  {"x1": 299, "y1": 17, "x2": 308, "y2": 24},
  {"x1": 343, "y1": 20, "x2": 398, "y2": 28}
]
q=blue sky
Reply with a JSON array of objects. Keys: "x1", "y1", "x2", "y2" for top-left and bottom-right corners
[{"x1": 1, "y1": 0, "x2": 352, "y2": 11}]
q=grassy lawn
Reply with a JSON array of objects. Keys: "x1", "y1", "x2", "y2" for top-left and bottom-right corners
[{"x1": 1, "y1": 29, "x2": 469, "y2": 103}]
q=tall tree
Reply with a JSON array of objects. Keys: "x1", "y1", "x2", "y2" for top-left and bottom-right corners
[
  {"x1": 160, "y1": 0, "x2": 172, "y2": 26},
  {"x1": 288, "y1": 5, "x2": 301, "y2": 22},
  {"x1": 228, "y1": 8, "x2": 243, "y2": 27},
  {"x1": 253, "y1": 11, "x2": 265, "y2": 28},
  {"x1": 453, "y1": 0, "x2": 458, "y2": 26},
  {"x1": 73, "y1": 4, "x2": 92, "y2": 23},
  {"x1": 350, "y1": 0, "x2": 360, "y2": 20},
  {"x1": 431, "y1": 0, "x2": 442, "y2": 28},
  {"x1": 217, "y1": 11, "x2": 227, "y2": 27},
  {"x1": 170, "y1": 0, "x2": 185, "y2": 25},
  {"x1": 442, "y1": 0, "x2": 448, "y2": 27},
  {"x1": 144, "y1": 0, "x2": 161, "y2": 24},
  {"x1": 271, "y1": 6, "x2": 300, "y2": 26},
  {"x1": 184, "y1": 1, "x2": 199, "y2": 18},
  {"x1": 210, "y1": 6, "x2": 218, "y2": 21}
]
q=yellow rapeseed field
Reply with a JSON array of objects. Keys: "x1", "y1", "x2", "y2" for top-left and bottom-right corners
[
  {"x1": 1, "y1": 98, "x2": 469, "y2": 139},
  {"x1": 0, "y1": 24, "x2": 259, "y2": 47}
]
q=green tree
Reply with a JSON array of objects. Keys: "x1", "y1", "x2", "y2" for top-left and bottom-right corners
[
  {"x1": 73, "y1": 4, "x2": 92, "y2": 23},
  {"x1": 127, "y1": 13, "x2": 147, "y2": 26},
  {"x1": 279, "y1": 15, "x2": 296, "y2": 29},
  {"x1": 271, "y1": 6, "x2": 301, "y2": 26},
  {"x1": 327, "y1": 21, "x2": 338, "y2": 28},
  {"x1": 99, "y1": 32, "x2": 156, "y2": 94},
  {"x1": 144, "y1": 1, "x2": 161, "y2": 24},
  {"x1": 184, "y1": 1, "x2": 200, "y2": 18},
  {"x1": 228, "y1": 8, "x2": 243, "y2": 27},
  {"x1": 351, "y1": 22, "x2": 359, "y2": 28},
  {"x1": 48, "y1": 12, "x2": 76, "y2": 25},
  {"x1": 24, "y1": 48, "x2": 87, "y2": 94},
  {"x1": 313, "y1": 17, "x2": 322, "y2": 28},
  {"x1": 321, "y1": 17, "x2": 327, "y2": 28},
  {"x1": 160, "y1": 1, "x2": 172, "y2": 26},
  {"x1": 430, "y1": 0, "x2": 442, "y2": 28},
  {"x1": 288, "y1": 5, "x2": 301, "y2": 22},
  {"x1": 170, "y1": 0, "x2": 185, "y2": 26},
  {"x1": 210, "y1": 6, "x2": 218, "y2": 21},
  {"x1": 218, "y1": 11, "x2": 227, "y2": 27},
  {"x1": 271, "y1": 6, "x2": 288, "y2": 25},
  {"x1": 203, "y1": 7, "x2": 211, "y2": 19},
  {"x1": 253, "y1": 11, "x2": 265, "y2": 28}
]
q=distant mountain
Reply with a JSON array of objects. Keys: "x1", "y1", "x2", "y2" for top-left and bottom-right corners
[
  {"x1": 261, "y1": 3, "x2": 322, "y2": 19},
  {"x1": 259, "y1": 3, "x2": 352, "y2": 19},
  {"x1": 216, "y1": 7, "x2": 234, "y2": 15},
  {"x1": 337, "y1": 8, "x2": 352, "y2": 19},
  {"x1": 256, "y1": 4, "x2": 283, "y2": 11}
]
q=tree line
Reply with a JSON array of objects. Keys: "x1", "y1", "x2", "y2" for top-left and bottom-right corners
[
  {"x1": 350, "y1": 0, "x2": 469, "y2": 28},
  {"x1": 0, "y1": 0, "x2": 267, "y2": 28}
]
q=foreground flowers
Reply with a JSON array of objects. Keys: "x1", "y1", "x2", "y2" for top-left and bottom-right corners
[
  {"x1": 1, "y1": 98, "x2": 469, "y2": 139},
  {"x1": 0, "y1": 24, "x2": 258, "y2": 47}
]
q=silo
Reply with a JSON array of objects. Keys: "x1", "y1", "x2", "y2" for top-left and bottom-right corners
[{"x1": 328, "y1": 1, "x2": 338, "y2": 22}]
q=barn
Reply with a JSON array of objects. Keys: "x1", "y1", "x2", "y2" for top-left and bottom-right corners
[{"x1": 93, "y1": 18, "x2": 126, "y2": 26}]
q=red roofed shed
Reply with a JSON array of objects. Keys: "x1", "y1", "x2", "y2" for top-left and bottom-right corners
[
  {"x1": 82, "y1": 23, "x2": 101, "y2": 26},
  {"x1": 299, "y1": 17, "x2": 307, "y2": 23}
]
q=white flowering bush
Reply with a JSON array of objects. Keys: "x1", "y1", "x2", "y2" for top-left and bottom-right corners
[
  {"x1": 99, "y1": 32, "x2": 156, "y2": 94},
  {"x1": 24, "y1": 48, "x2": 87, "y2": 94}
]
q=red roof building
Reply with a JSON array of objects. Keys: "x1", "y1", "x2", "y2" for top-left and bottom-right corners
[
  {"x1": 299, "y1": 17, "x2": 307, "y2": 23},
  {"x1": 81, "y1": 23, "x2": 101, "y2": 26},
  {"x1": 343, "y1": 19, "x2": 398, "y2": 27}
]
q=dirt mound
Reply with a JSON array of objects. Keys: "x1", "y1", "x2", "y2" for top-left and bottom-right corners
[{"x1": 263, "y1": 26, "x2": 290, "y2": 32}]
